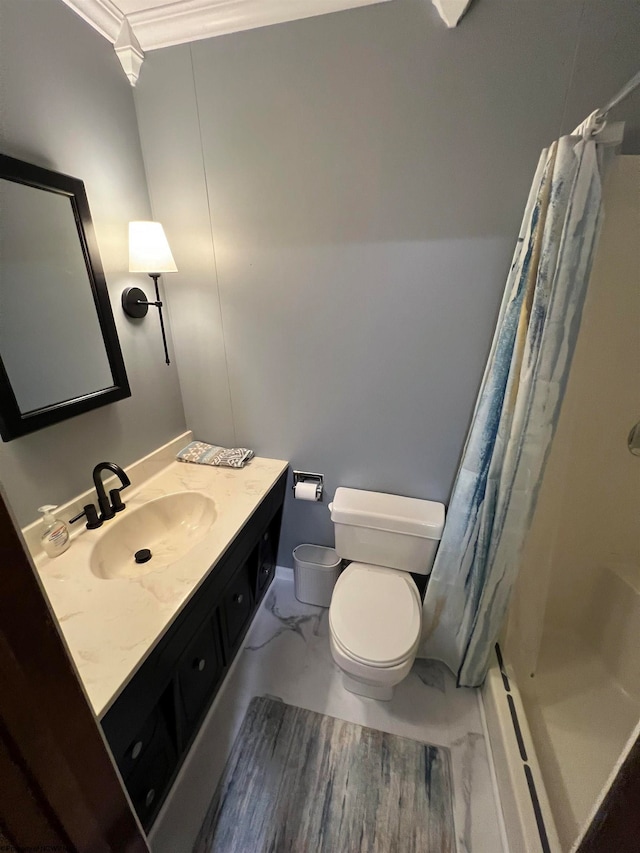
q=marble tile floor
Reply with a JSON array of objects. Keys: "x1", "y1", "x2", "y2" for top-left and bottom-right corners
[{"x1": 149, "y1": 574, "x2": 506, "y2": 853}]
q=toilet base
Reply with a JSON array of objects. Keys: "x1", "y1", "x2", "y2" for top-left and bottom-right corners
[
  {"x1": 342, "y1": 673, "x2": 394, "y2": 701},
  {"x1": 330, "y1": 633, "x2": 416, "y2": 702}
]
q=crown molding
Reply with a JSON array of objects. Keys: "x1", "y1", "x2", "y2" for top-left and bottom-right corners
[
  {"x1": 61, "y1": 0, "x2": 124, "y2": 43},
  {"x1": 431, "y1": 0, "x2": 472, "y2": 27},
  {"x1": 128, "y1": 0, "x2": 392, "y2": 51},
  {"x1": 62, "y1": 0, "x2": 392, "y2": 53},
  {"x1": 62, "y1": 0, "x2": 474, "y2": 87},
  {"x1": 114, "y1": 18, "x2": 145, "y2": 85}
]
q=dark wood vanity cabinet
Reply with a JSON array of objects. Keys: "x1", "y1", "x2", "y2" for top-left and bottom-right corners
[
  {"x1": 176, "y1": 610, "x2": 225, "y2": 746},
  {"x1": 123, "y1": 708, "x2": 177, "y2": 829},
  {"x1": 221, "y1": 560, "x2": 254, "y2": 656},
  {"x1": 256, "y1": 518, "x2": 279, "y2": 595},
  {"x1": 101, "y1": 470, "x2": 287, "y2": 831}
]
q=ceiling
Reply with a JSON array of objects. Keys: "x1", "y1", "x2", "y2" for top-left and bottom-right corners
[{"x1": 60, "y1": 0, "x2": 472, "y2": 85}]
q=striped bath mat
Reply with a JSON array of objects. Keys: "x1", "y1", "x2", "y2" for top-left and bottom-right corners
[{"x1": 194, "y1": 696, "x2": 455, "y2": 853}]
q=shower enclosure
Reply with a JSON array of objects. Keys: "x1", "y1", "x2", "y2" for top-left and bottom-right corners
[{"x1": 484, "y1": 155, "x2": 640, "y2": 852}]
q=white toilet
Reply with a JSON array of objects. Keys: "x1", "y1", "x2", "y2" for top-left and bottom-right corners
[{"x1": 328, "y1": 487, "x2": 444, "y2": 700}]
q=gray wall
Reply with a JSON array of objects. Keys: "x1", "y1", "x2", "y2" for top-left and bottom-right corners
[
  {"x1": 0, "y1": 0, "x2": 186, "y2": 527},
  {"x1": 134, "y1": 0, "x2": 640, "y2": 566}
]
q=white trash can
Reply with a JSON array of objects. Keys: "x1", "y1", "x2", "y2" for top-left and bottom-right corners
[{"x1": 293, "y1": 544, "x2": 342, "y2": 607}]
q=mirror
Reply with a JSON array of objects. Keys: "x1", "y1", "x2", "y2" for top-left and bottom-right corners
[{"x1": 0, "y1": 154, "x2": 130, "y2": 441}]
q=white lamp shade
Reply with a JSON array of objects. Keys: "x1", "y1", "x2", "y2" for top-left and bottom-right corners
[{"x1": 129, "y1": 221, "x2": 177, "y2": 273}]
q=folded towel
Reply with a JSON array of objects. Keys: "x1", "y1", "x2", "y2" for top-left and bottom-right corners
[{"x1": 177, "y1": 440, "x2": 255, "y2": 469}]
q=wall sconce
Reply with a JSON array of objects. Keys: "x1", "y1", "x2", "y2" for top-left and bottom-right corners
[{"x1": 122, "y1": 221, "x2": 177, "y2": 365}]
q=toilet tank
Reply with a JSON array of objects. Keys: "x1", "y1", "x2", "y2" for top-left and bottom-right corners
[{"x1": 329, "y1": 487, "x2": 445, "y2": 575}]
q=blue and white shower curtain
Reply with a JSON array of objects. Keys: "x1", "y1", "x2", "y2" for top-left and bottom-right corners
[{"x1": 419, "y1": 134, "x2": 613, "y2": 687}]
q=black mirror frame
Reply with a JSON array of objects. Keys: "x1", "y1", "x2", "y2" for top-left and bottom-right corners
[{"x1": 0, "y1": 154, "x2": 131, "y2": 441}]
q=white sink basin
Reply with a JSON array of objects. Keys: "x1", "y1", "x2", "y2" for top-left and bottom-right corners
[{"x1": 90, "y1": 492, "x2": 216, "y2": 580}]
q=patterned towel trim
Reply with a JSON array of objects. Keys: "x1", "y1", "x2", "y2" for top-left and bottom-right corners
[{"x1": 177, "y1": 441, "x2": 255, "y2": 469}]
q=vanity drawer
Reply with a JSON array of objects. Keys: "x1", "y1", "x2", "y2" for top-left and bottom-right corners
[
  {"x1": 104, "y1": 699, "x2": 178, "y2": 830},
  {"x1": 176, "y1": 611, "x2": 224, "y2": 743},
  {"x1": 103, "y1": 691, "x2": 175, "y2": 780},
  {"x1": 125, "y1": 729, "x2": 178, "y2": 830},
  {"x1": 222, "y1": 561, "x2": 253, "y2": 655},
  {"x1": 256, "y1": 524, "x2": 277, "y2": 596}
]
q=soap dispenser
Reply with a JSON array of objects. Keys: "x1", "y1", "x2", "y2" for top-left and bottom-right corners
[{"x1": 39, "y1": 505, "x2": 71, "y2": 557}]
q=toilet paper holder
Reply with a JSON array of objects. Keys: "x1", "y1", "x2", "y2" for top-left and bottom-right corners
[{"x1": 292, "y1": 470, "x2": 324, "y2": 501}]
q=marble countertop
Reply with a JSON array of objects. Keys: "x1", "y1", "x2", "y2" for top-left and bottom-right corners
[{"x1": 32, "y1": 446, "x2": 288, "y2": 719}]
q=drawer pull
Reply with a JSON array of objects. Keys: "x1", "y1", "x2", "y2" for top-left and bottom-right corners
[
  {"x1": 261, "y1": 565, "x2": 270, "y2": 575},
  {"x1": 130, "y1": 740, "x2": 143, "y2": 760},
  {"x1": 145, "y1": 788, "x2": 156, "y2": 808},
  {"x1": 193, "y1": 658, "x2": 206, "y2": 672},
  {"x1": 233, "y1": 593, "x2": 244, "y2": 605}
]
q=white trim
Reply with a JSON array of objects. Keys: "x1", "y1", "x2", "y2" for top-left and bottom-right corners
[
  {"x1": 431, "y1": 0, "x2": 473, "y2": 28},
  {"x1": 61, "y1": 0, "x2": 394, "y2": 85},
  {"x1": 114, "y1": 18, "x2": 145, "y2": 85},
  {"x1": 477, "y1": 689, "x2": 511, "y2": 853},
  {"x1": 60, "y1": 0, "x2": 476, "y2": 87},
  {"x1": 128, "y1": 0, "x2": 392, "y2": 51},
  {"x1": 60, "y1": 0, "x2": 124, "y2": 43}
]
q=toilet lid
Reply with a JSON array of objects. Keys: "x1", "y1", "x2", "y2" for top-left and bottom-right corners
[{"x1": 329, "y1": 564, "x2": 421, "y2": 667}]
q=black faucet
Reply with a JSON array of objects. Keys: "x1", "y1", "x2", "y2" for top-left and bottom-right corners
[{"x1": 93, "y1": 461, "x2": 131, "y2": 521}]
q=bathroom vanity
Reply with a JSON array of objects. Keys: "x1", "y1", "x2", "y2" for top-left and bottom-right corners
[
  {"x1": 101, "y1": 470, "x2": 286, "y2": 829},
  {"x1": 28, "y1": 436, "x2": 288, "y2": 831}
]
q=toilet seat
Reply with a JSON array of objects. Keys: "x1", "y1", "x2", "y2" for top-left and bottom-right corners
[{"x1": 329, "y1": 563, "x2": 421, "y2": 668}]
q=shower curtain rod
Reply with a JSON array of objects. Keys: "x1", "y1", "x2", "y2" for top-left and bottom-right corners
[{"x1": 595, "y1": 69, "x2": 640, "y2": 120}]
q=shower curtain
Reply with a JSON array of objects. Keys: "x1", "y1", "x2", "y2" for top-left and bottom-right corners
[{"x1": 419, "y1": 131, "x2": 617, "y2": 688}]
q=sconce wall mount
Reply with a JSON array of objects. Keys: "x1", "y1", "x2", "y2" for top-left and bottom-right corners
[{"x1": 121, "y1": 285, "x2": 157, "y2": 319}]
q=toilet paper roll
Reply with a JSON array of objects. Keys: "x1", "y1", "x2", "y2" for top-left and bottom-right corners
[{"x1": 294, "y1": 481, "x2": 319, "y2": 501}]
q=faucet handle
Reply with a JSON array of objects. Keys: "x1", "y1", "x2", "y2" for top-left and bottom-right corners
[
  {"x1": 109, "y1": 488, "x2": 126, "y2": 513},
  {"x1": 69, "y1": 503, "x2": 102, "y2": 530}
]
